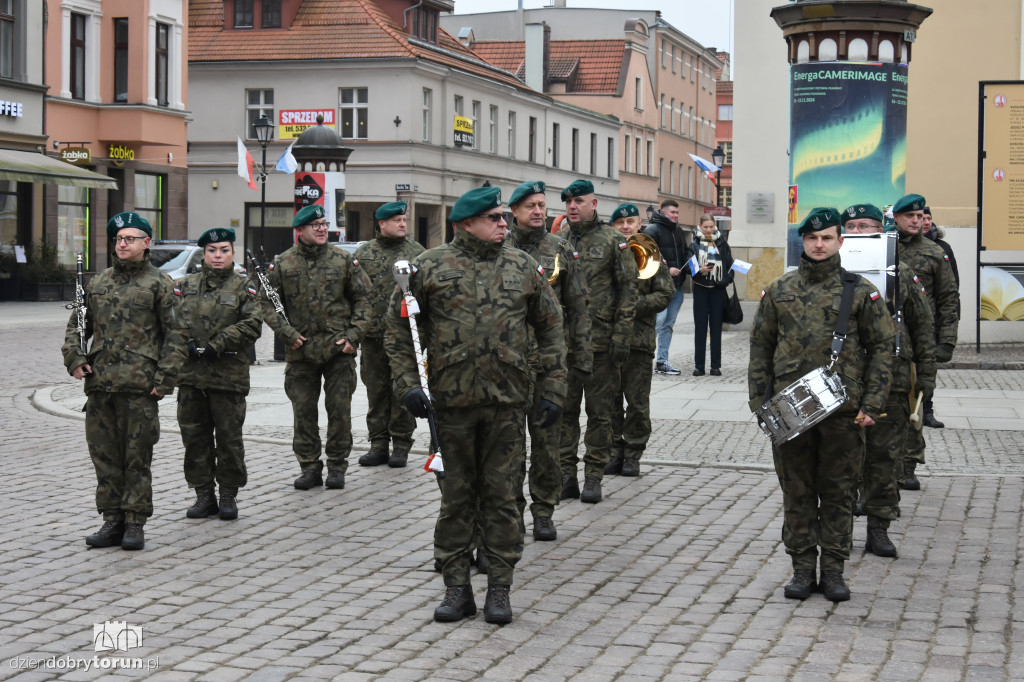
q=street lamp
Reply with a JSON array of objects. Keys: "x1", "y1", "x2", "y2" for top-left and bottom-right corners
[
  {"x1": 711, "y1": 144, "x2": 725, "y2": 207},
  {"x1": 253, "y1": 114, "x2": 275, "y2": 258}
]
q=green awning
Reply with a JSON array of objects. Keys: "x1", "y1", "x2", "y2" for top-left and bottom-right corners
[{"x1": 0, "y1": 148, "x2": 118, "y2": 189}]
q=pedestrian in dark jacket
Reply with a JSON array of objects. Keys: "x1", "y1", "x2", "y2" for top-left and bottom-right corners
[
  {"x1": 642, "y1": 199, "x2": 687, "y2": 375},
  {"x1": 687, "y1": 214, "x2": 734, "y2": 376}
]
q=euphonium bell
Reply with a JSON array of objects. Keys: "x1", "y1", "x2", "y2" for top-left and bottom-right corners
[
  {"x1": 627, "y1": 233, "x2": 662, "y2": 279},
  {"x1": 547, "y1": 253, "x2": 562, "y2": 285}
]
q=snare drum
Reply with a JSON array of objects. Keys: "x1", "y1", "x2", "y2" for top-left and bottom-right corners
[{"x1": 755, "y1": 367, "x2": 849, "y2": 444}]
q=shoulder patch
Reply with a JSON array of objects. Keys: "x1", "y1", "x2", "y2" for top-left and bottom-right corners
[
  {"x1": 870, "y1": 291, "x2": 880, "y2": 301},
  {"x1": 944, "y1": 255, "x2": 949, "y2": 261},
  {"x1": 760, "y1": 289, "x2": 766, "y2": 300},
  {"x1": 268, "y1": 263, "x2": 275, "y2": 271},
  {"x1": 572, "y1": 251, "x2": 580, "y2": 259},
  {"x1": 913, "y1": 274, "x2": 920, "y2": 283},
  {"x1": 352, "y1": 258, "x2": 360, "y2": 267},
  {"x1": 618, "y1": 242, "x2": 628, "y2": 250},
  {"x1": 173, "y1": 287, "x2": 182, "y2": 296},
  {"x1": 537, "y1": 264, "x2": 545, "y2": 275},
  {"x1": 246, "y1": 286, "x2": 257, "y2": 296}
]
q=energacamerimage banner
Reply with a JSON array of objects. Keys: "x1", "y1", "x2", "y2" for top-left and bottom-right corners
[{"x1": 787, "y1": 62, "x2": 908, "y2": 266}]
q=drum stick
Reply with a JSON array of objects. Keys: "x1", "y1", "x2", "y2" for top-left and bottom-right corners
[{"x1": 854, "y1": 413, "x2": 887, "y2": 423}]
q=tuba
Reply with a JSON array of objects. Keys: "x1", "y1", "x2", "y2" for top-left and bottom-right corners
[{"x1": 627, "y1": 233, "x2": 662, "y2": 280}]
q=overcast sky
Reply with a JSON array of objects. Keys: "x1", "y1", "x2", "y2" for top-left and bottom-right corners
[{"x1": 450, "y1": 1, "x2": 734, "y2": 55}]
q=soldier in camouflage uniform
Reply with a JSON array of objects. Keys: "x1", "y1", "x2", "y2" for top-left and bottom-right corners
[
  {"x1": 842, "y1": 205, "x2": 936, "y2": 558},
  {"x1": 353, "y1": 202, "x2": 424, "y2": 469},
  {"x1": 605, "y1": 204, "x2": 673, "y2": 478},
  {"x1": 557, "y1": 179, "x2": 638, "y2": 505},
  {"x1": 62, "y1": 211, "x2": 188, "y2": 551},
  {"x1": 260, "y1": 204, "x2": 372, "y2": 491},
  {"x1": 176, "y1": 228, "x2": 263, "y2": 521},
  {"x1": 749, "y1": 208, "x2": 895, "y2": 602},
  {"x1": 506, "y1": 180, "x2": 592, "y2": 542},
  {"x1": 385, "y1": 186, "x2": 567, "y2": 625},
  {"x1": 891, "y1": 193, "x2": 959, "y2": 488}
]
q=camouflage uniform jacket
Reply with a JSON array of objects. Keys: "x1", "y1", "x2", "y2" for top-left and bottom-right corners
[
  {"x1": 62, "y1": 253, "x2": 187, "y2": 395},
  {"x1": 897, "y1": 231, "x2": 959, "y2": 346},
  {"x1": 890, "y1": 265, "x2": 936, "y2": 396},
  {"x1": 353, "y1": 234, "x2": 425, "y2": 339},
  {"x1": 507, "y1": 221, "x2": 593, "y2": 373},
  {"x1": 176, "y1": 264, "x2": 263, "y2": 394},
  {"x1": 748, "y1": 253, "x2": 896, "y2": 418},
  {"x1": 562, "y1": 216, "x2": 638, "y2": 351},
  {"x1": 261, "y1": 239, "x2": 372, "y2": 364},
  {"x1": 385, "y1": 227, "x2": 568, "y2": 410},
  {"x1": 630, "y1": 262, "x2": 674, "y2": 353}
]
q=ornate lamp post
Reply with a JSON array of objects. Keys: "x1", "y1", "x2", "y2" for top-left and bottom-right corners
[
  {"x1": 711, "y1": 144, "x2": 725, "y2": 207},
  {"x1": 253, "y1": 114, "x2": 275, "y2": 256}
]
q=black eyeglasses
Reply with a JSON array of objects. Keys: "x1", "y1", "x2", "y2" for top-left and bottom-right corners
[
  {"x1": 308, "y1": 220, "x2": 330, "y2": 230},
  {"x1": 111, "y1": 235, "x2": 145, "y2": 245},
  {"x1": 478, "y1": 213, "x2": 507, "y2": 223}
]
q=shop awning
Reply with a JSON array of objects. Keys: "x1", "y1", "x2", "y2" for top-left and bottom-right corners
[{"x1": 0, "y1": 148, "x2": 118, "y2": 190}]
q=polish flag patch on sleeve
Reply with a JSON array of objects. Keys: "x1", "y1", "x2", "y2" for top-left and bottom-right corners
[
  {"x1": 572, "y1": 251, "x2": 580, "y2": 259},
  {"x1": 618, "y1": 242, "x2": 628, "y2": 250},
  {"x1": 352, "y1": 259, "x2": 360, "y2": 267},
  {"x1": 268, "y1": 263, "x2": 275, "y2": 271},
  {"x1": 537, "y1": 264, "x2": 545, "y2": 275},
  {"x1": 760, "y1": 289, "x2": 766, "y2": 300},
  {"x1": 173, "y1": 287, "x2": 182, "y2": 296},
  {"x1": 870, "y1": 291, "x2": 880, "y2": 301},
  {"x1": 944, "y1": 255, "x2": 950, "y2": 261},
  {"x1": 247, "y1": 286, "x2": 258, "y2": 296}
]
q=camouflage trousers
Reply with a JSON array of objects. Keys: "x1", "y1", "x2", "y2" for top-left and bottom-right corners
[
  {"x1": 435, "y1": 405, "x2": 527, "y2": 587},
  {"x1": 611, "y1": 349, "x2": 655, "y2": 458},
  {"x1": 772, "y1": 409, "x2": 865, "y2": 572},
  {"x1": 284, "y1": 353, "x2": 357, "y2": 474},
  {"x1": 861, "y1": 391, "x2": 909, "y2": 529},
  {"x1": 516, "y1": 375, "x2": 561, "y2": 522},
  {"x1": 358, "y1": 336, "x2": 415, "y2": 451},
  {"x1": 903, "y1": 406, "x2": 927, "y2": 465},
  {"x1": 177, "y1": 385, "x2": 248, "y2": 493},
  {"x1": 559, "y1": 351, "x2": 621, "y2": 480},
  {"x1": 85, "y1": 391, "x2": 160, "y2": 524}
]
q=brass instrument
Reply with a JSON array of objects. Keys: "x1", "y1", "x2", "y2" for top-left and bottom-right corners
[
  {"x1": 627, "y1": 233, "x2": 662, "y2": 280},
  {"x1": 547, "y1": 253, "x2": 561, "y2": 285}
]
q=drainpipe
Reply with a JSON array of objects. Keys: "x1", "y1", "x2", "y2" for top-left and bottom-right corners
[{"x1": 403, "y1": 0, "x2": 424, "y2": 29}]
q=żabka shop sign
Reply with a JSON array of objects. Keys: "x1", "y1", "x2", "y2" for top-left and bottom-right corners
[
  {"x1": 60, "y1": 147, "x2": 92, "y2": 165},
  {"x1": 109, "y1": 144, "x2": 134, "y2": 167}
]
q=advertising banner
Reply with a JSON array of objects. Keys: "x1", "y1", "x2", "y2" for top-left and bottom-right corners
[
  {"x1": 453, "y1": 115, "x2": 474, "y2": 147},
  {"x1": 980, "y1": 82, "x2": 1024, "y2": 251},
  {"x1": 293, "y1": 171, "x2": 347, "y2": 242},
  {"x1": 279, "y1": 109, "x2": 336, "y2": 140},
  {"x1": 787, "y1": 62, "x2": 908, "y2": 265}
]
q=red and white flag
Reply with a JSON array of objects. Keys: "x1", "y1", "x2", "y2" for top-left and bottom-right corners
[{"x1": 236, "y1": 137, "x2": 258, "y2": 191}]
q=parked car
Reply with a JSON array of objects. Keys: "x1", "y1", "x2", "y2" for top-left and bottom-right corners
[{"x1": 149, "y1": 240, "x2": 246, "y2": 279}]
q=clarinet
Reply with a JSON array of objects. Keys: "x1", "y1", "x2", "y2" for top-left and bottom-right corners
[
  {"x1": 393, "y1": 259, "x2": 445, "y2": 484},
  {"x1": 64, "y1": 252, "x2": 87, "y2": 354},
  {"x1": 246, "y1": 248, "x2": 289, "y2": 326}
]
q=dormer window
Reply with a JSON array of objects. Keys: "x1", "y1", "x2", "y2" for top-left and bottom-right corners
[
  {"x1": 234, "y1": 0, "x2": 253, "y2": 28},
  {"x1": 234, "y1": 0, "x2": 280, "y2": 29},
  {"x1": 262, "y1": 0, "x2": 281, "y2": 29},
  {"x1": 411, "y1": 6, "x2": 438, "y2": 44}
]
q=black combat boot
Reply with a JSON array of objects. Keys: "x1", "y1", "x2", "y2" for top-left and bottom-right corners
[
  {"x1": 532, "y1": 516, "x2": 557, "y2": 541},
  {"x1": 388, "y1": 446, "x2": 410, "y2": 468},
  {"x1": 186, "y1": 489, "x2": 219, "y2": 518},
  {"x1": 293, "y1": 469, "x2": 323, "y2": 490},
  {"x1": 433, "y1": 585, "x2": 477, "y2": 622},
  {"x1": 560, "y1": 474, "x2": 580, "y2": 500},
  {"x1": 358, "y1": 446, "x2": 389, "y2": 466},
  {"x1": 865, "y1": 525, "x2": 897, "y2": 558},
  {"x1": 483, "y1": 585, "x2": 513, "y2": 624},
  {"x1": 218, "y1": 489, "x2": 238, "y2": 520},
  {"x1": 325, "y1": 469, "x2": 345, "y2": 489},
  {"x1": 580, "y1": 476, "x2": 602, "y2": 503},
  {"x1": 902, "y1": 461, "x2": 921, "y2": 491},
  {"x1": 819, "y1": 569, "x2": 851, "y2": 602},
  {"x1": 783, "y1": 569, "x2": 816, "y2": 600},
  {"x1": 121, "y1": 523, "x2": 145, "y2": 551},
  {"x1": 86, "y1": 518, "x2": 125, "y2": 548},
  {"x1": 621, "y1": 457, "x2": 640, "y2": 477},
  {"x1": 604, "y1": 451, "x2": 624, "y2": 475},
  {"x1": 923, "y1": 407, "x2": 944, "y2": 428}
]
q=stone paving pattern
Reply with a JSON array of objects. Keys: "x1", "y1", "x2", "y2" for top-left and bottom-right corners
[{"x1": 1, "y1": 301, "x2": 1022, "y2": 681}]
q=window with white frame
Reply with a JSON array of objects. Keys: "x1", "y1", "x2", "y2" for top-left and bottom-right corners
[
  {"x1": 246, "y1": 89, "x2": 273, "y2": 139},
  {"x1": 155, "y1": 22, "x2": 169, "y2": 106},
  {"x1": 529, "y1": 116, "x2": 537, "y2": 163},
  {"x1": 635, "y1": 76, "x2": 642, "y2": 110},
  {"x1": 454, "y1": 94, "x2": 463, "y2": 115},
  {"x1": 646, "y1": 140, "x2": 653, "y2": 176},
  {"x1": 551, "y1": 123, "x2": 560, "y2": 168},
  {"x1": 113, "y1": 18, "x2": 128, "y2": 102},
  {"x1": 590, "y1": 133, "x2": 597, "y2": 176},
  {"x1": 623, "y1": 134, "x2": 630, "y2": 173},
  {"x1": 61, "y1": 1, "x2": 101, "y2": 102},
  {"x1": 471, "y1": 100, "x2": 480, "y2": 150},
  {"x1": 571, "y1": 128, "x2": 579, "y2": 172},
  {"x1": 607, "y1": 137, "x2": 614, "y2": 177},
  {"x1": 0, "y1": 0, "x2": 13, "y2": 79},
  {"x1": 508, "y1": 111, "x2": 516, "y2": 158},
  {"x1": 489, "y1": 105, "x2": 498, "y2": 154},
  {"x1": 671, "y1": 45, "x2": 676, "y2": 73},
  {"x1": 722, "y1": 140, "x2": 733, "y2": 165},
  {"x1": 339, "y1": 87, "x2": 368, "y2": 139},
  {"x1": 718, "y1": 103, "x2": 733, "y2": 121},
  {"x1": 422, "y1": 88, "x2": 432, "y2": 142},
  {"x1": 70, "y1": 13, "x2": 86, "y2": 99}
]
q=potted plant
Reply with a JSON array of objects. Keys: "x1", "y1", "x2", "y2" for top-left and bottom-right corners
[{"x1": 22, "y1": 237, "x2": 73, "y2": 301}]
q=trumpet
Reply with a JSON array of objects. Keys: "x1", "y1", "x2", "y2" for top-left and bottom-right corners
[{"x1": 627, "y1": 233, "x2": 662, "y2": 280}]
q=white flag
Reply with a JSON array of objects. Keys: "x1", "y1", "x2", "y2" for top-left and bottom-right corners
[
  {"x1": 731, "y1": 259, "x2": 752, "y2": 274},
  {"x1": 275, "y1": 141, "x2": 298, "y2": 174}
]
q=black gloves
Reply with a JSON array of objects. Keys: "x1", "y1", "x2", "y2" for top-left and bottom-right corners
[
  {"x1": 403, "y1": 387, "x2": 431, "y2": 418},
  {"x1": 609, "y1": 342, "x2": 630, "y2": 367},
  {"x1": 187, "y1": 341, "x2": 219, "y2": 359},
  {"x1": 187, "y1": 341, "x2": 202, "y2": 358},
  {"x1": 535, "y1": 399, "x2": 563, "y2": 429},
  {"x1": 935, "y1": 342, "x2": 955, "y2": 364}
]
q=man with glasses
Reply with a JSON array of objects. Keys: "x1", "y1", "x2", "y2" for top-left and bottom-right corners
[
  {"x1": 386, "y1": 185, "x2": 567, "y2": 625},
  {"x1": 261, "y1": 204, "x2": 372, "y2": 491},
  {"x1": 62, "y1": 211, "x2": 188, "y2": 551}
]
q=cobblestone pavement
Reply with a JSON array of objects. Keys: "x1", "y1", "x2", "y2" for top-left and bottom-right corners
[{"x1": 2, "y1": 301, "x2": 1022, "y2": 681}]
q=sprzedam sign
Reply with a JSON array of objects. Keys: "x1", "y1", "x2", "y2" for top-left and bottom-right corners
[{"x1": 279, "y1": 109, "x2": 336, "y2": 140}]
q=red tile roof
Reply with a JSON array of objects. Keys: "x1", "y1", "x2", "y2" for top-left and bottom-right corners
[
  {"x1": 470, "y1": 39, "x2": 626, "y2": 94},
  {"x1": 189, "y1": 0, "x2": 528, "y2": 92}
]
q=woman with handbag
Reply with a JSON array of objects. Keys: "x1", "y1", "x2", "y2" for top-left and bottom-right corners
[{"x1": 687, "y1": 214, "x2": 734, "y2": 376}]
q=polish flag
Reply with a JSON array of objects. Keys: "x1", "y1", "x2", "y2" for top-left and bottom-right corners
[{"x1": 236, "y1": 138, "x2": 258, "y2": 190}]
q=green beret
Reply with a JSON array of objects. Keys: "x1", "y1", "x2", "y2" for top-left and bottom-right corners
[
  {"x1": 560, "y1": 179, "x2": 595, "y2": 202},
  {"x1": 106, "y1": 212, "x2": 152, "y2": 241},
  {"x1": 198, "y1": 228, "x2": 235, "y2": 247},
  {"x1": 450, "y1": 186, "x2": 502, "y2": 224},
  {"x1": 293, "y1": 204, "x2": 326, "y2": 228},
  {"x1": 840, "y1": 204, "x2": 884, "y2": 226},
  {"x1": 797, "y1": 207, "x2": 841, "y2": 236},
  {"x1": 892, "y1": 193, "x2": 926, "y2": 214},
  {"x1": 509, "y1": 181, "x2": 545, "y2": 207},
  {"x1": 375, "y1": 201, "x2": 407, "y2": 221},
  {"x1": 610, "y1": 203, "x2": 640, "y2": 222}
]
